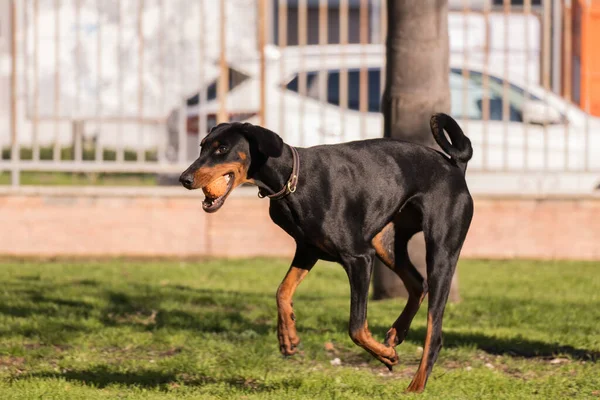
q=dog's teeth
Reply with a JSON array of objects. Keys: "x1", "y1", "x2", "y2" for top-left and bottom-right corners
[{"x1": 224, "y1": 175, "x2": 231, "y2": 183}]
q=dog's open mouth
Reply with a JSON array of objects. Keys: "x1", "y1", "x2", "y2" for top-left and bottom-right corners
[{"x1": 202, "y1": 173, "x2": 235, "y2": 213}]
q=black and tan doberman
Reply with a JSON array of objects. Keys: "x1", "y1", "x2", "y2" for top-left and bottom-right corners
[{"x1": 179, "y1": 113, "x2": 474, "y2": 393}]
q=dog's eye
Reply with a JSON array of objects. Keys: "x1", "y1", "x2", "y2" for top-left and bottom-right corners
[{"x1": 215, "y1": 145, "x2": 228, "y2": 155}]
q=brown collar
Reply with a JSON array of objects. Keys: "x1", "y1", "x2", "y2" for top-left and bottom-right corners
[{"x1": 258, "y1": 146, "x2": 300, "y2": 200}]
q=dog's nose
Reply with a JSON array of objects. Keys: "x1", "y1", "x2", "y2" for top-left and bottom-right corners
[{"x1": 179, "y1": 173, "x2": 194, "y2": 189}]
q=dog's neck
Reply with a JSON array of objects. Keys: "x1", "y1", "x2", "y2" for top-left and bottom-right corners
[{"x1": 252, "y1": 145, "x2": 296, "y2": 197}]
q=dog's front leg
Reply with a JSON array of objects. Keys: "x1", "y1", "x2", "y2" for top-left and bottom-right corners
[
  {"x1": 343, "y1": 254, "x2": 399, "y2": 370},
  {"x1": 276, "y1": 248, "x2": 318, "y2": 356}
]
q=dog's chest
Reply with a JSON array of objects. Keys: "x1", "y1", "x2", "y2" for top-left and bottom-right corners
[
  {"x1": 268, "y1": 201, "x2": 310, "y2": 242},
  {"x1": 268, "y1": 201, "x2": 350, "y2": 259}
]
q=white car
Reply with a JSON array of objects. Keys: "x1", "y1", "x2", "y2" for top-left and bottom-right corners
[{"x1": 166, "y1": 45, "x2": 600, "y2": 192}]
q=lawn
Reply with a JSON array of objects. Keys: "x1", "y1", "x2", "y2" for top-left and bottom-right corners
[
  {"x1": 0, "y1": 259, "x2": 598, "y2": 399},
  {"x1": 0, "y1": 172, "x2": 157, "y2": 187},
  {"x1": 1, "y1": 146, "x2": 159, "y2": 186}
]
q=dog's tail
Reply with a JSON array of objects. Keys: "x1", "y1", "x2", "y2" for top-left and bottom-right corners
[{"x1": 430, "y1": 113, "x2": 473, "y2": 174}]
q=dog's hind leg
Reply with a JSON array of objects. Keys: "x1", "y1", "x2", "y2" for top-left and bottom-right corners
[
  {"x1": 342, "y1": 254, "x2": 399, "y2": 370},
  {"x1": 406, "y1": 243, "x2": 459, "y2": 392},
  {"x1": 372, "y1": 204, "x2": 427, "y2": 348},
  {"x1": 407, "y1": 198, "x2": 472, "y2": 393}
]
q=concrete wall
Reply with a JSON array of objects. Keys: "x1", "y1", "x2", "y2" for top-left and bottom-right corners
[{"x1": 0, "y1": 186, "x2": 598, "y2": 260}]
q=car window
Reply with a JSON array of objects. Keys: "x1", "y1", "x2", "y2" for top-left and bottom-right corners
[
  {"x1": 187, "y1": 67, "x2": 250, "y2": 106},
  {"x1": 285, "y1": 68, "x2": 381, "y2": 113},
  {"x1": 285, "y1": 67, "x2": 549, "y2": 122},
  {"x1": 449, "y1": 72, "x2": 485, "y2": 120},
  {"x1": 450, "y1": 68, "x2": 544, "y2": 122}
]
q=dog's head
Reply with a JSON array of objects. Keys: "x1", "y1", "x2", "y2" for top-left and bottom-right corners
[{"x1": 179, "y1": 122, "x2": 284, "y2": 213}]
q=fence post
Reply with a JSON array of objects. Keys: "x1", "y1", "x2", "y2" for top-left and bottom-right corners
[
  {"x1": 258, "y1": 0, "x2": 266, "y2": 127},
  {"x1": 217, "y1": 0, "x2": 228, "y2": 124},
  {"x1": 552, "y1": 0, "x2": 562, "y2": 94},
  {"x1": 10, "y1": 0, "x2": 19, "y2": 187}
]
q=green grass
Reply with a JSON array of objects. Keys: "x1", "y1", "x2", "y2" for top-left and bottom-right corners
[
  {"x1": 0, "y1": 259, "x2": 598, "y2": 399},
  {"x1": 0, "y1": 171, "x2": 157, "y2": 186},
  {"x1": 0, "y1": 146, "x2": 160, "y2": 186}
]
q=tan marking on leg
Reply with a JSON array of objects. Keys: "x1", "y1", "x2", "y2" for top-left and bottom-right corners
[
  {"x1": 372, "y1": 223, "x2": 394, "y2": 267},
  {"x1": 277, "y1": 267, "x2": 309, "y2": 355},
  {"x1": 407, "y1": 312, "x2": 434, "y2": 393},
  {"x1": 385, "y1": 289, "x2": 427, "y2": 347},
  {"x1": 351, "y1": 321, "x2": 399, "y2": 368}
]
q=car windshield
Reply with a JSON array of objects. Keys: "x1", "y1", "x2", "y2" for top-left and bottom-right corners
[
  {"x1": 187, "y1": 67, "x2": 250, "y2": 106},
  {"x1": 285, "y1": 69, "x2": 381, "y2": 112},
  {"x1": 285, "y1": 67, "x2": 544, "y2": 122}
]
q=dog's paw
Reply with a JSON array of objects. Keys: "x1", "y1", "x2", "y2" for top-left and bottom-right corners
[
  {"x1": 278, "y1": 328, "x2": 301, "y2": 356},
  {"x1": 378, "y1": 348, "x2": 399, "y2": 370},
  {"x1": 279, "y1": 342, "x2": 299, "y2": 356}
]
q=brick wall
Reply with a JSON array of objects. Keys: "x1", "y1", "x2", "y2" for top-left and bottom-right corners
[{"x1": 0, "y1": 187, "x2": 598, "y2": 260}]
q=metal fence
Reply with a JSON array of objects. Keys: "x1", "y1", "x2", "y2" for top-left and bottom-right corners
[{"x1": 0, "y1": 0, "x2": 599, "y2": 193}]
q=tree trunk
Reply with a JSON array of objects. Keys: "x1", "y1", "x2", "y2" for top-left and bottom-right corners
[{"x1": 372, "y1": 0, "x2": 460, "y2": 302}]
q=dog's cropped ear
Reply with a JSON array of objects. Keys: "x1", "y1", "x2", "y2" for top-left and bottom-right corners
[
  {"x1": 242, "y1": 123, "x2": 284, "y2": 158},
  {"x1": 201, "y1": 123, "x2": 231, "y2": 147}
]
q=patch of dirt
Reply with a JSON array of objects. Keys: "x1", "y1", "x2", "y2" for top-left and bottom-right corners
[
  {"x1": 0, "y1": 356, "x2": 25, "y2": 368},
  {"x1": 158, "y1": 347, "x2": 183, "y2": 357}
]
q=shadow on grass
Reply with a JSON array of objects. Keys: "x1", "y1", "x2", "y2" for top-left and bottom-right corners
[
  {"x1": 1, "y1": 278, "x2": 597, "y2": 366},
  {"x1": 22, "y1": 366, "x2": 302, "y2": 392},
  {"x1": 403, "y1": 326, "x2": 600, "y2": 362},
  {"x1": 26, "y1": 367, "x2": 180, "y2": 388},
  {"x1": 99, "y1": 287, "x2": 274, "y2": 336}
]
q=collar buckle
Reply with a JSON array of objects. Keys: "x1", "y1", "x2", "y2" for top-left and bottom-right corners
[{"x1": 287, "y1": 175, "x2": 297, "y2": 193}]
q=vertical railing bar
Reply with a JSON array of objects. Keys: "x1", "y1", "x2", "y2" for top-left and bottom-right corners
[
  {"x1": 278, "y1": 0, "x2": 287, "y2": 137},
  {"x1": 359, "y1": 0, "x2": 368, "y2": 139},
  {"x1": 198, "y1": 0, "x2": 207, "y2": 145},
  {"x1": 95, "y1": 0, "x2": 103, "y2": 163},
  {"x1": 53, "y1": 0, "x2": 61, "y2": 161},
  {"x1": 523, "y1": 0, "x2": 531, "y2": 171},
  {"x1": 10, "y1": 0, "x2": 20, "y2": 186},
  {"x1": 339, "y1": 0, "x2": 348, "y2": 141},
  {"x1": 23, "y1": 0, "x2": 28, "y2": 125},
  {"x1": 298, "y1": 0, "x2": 307, "y2": 146},
  {"x1": 563, "y1": 0, "x2": 572, "y2": 170},
  {"x1": 178, "y1": 0, "x2": 187, "y2": 164},
  {"x1": 137, "y1": 0, "x2": 145, "y2": 162},
  {"x1": 258, "y1": 0, "x2": 267, "y2": 127},
  {"x1": 502, "y1": 0, "x2": 510, "y2": 171},
  {"x1": 550, "y1": 0, "x2": 563, "y2": 170},
  {"x1": 552, "y1": 0, "x2": 562, "y2": 94},
  {"x1": 32, "y1": 0, "x2": 40, "y2": 161},
  {"x1": 117, "y1": 0, "x2": 124, "y2": 163},
  {"x1": 318, "y1": 0, "x2": 328, "y2": 145},
  {"x1": 542, "y1": 0, "x2": 551, "y2": 172},
  {"x1": 379, "y1": 0, "x2": 386, "y2": 98},
  {"x1": 217, "y1": 0, "x2": 228, "y2": 125},
  {"x1": 158, "y1": 0, "x2": 166, "y2": 162},
  {"x1": 461, "y1": 0, "x2": 470, "y2": 137},
  {"x1": 582, "y1": 0, "x2": 590, "y2": 171},
  {"x1": 482, "y1": 0, "x2": 490, "y2": 170},
  {"x1": 74, "y1": 0, "x2": 82, "y2": 162}
]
